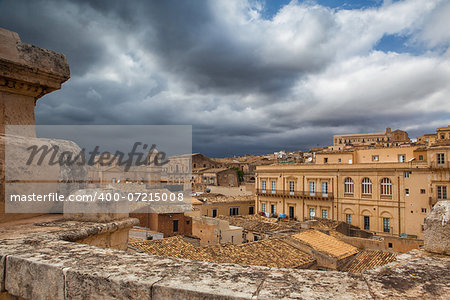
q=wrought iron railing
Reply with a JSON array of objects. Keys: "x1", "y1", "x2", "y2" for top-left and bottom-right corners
[{"x1": 256, "y1": 189, "x2": 333, "y2": 199}]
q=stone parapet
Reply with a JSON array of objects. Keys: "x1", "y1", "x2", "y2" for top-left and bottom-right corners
[
  {"x1": 0, "y1": 28, "x2": 69, "y2": 99},
  {"x1": 0, "y1": 218, "x2": 449, "y2": 299}
]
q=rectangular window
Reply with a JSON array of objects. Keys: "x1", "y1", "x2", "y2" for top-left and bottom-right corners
[
  {"x1": 289, "y1": 206, "x2": 295, "y2": 219},
  {"x1": 420, "y1": 189, "x2": 426, "y2": 194},
  {"x1": 309, "y1": 181, "x2": 315, "y2": 196},
  {"x1": 289, "y1": 181, "x2": 295, "y2": 195},
  {"x1": 364, "y1": 216, "x2": 370, "y2": 230},
  {"x1": 404, "y1": 171, "x2": 409, "y2": 178},
  {"x1": 398, "y1": 154, "x2": 406, "y2": 162},
  {"x1": 261, "y1": 180, "x2": 266, "y2": 193},
  {"x1": 437, "y1": 153, "x2": 445, "y2": 164},
  {"x1": 372, "y1": 155, "x2": 379, "y2": 162},
  {"x1": 383, "y1": 218, "x2": 390, "y2": 233},
  {"x1": 322, "y1": 182, "x2": 328, "y2": 197},
  {"x1": 346, "y1": 214, "x2": 352, "y2": 224},
  {"x1": 437, "y1": 186, "x2": 447, "y2": 200},
  {"x1": 212, "y1": 209, "x2": 217, "y2": 218},
  {"x1": 229, "y1": 207, "x2": 239, "y2": 216},
  {"x1": 249, "y1": 206, "x2": 254, "y2": 215},
  {"x1": 322, "y1": 209, "x2": 328, "y2": 219},
  {"x1": 405, "y1": 188, "x2": 409, "y2": 196},
  {"x1": 173, "y1": 220, "x2": 179, "y2": 233},
  {"x1": 309, "y1": 208, "x2": 315, "y2": 220},
  {"x1": 324, "y1": 157, "x2": 328, "y2": 163},
  {"x1": 261, "y1": 203, "x2": 266, "y2": 213},
  {"x1": 421, "y1": 208, "x2": 427, "y2": 213},
  {"x1": 270, "y1": 204, "x2": 276, "y2": 215},
  {"x1": 419, "y1": 155, "x2": 423, "y2": 161},
  {"x1": 338, "y1": 158, "x2": 342, "y2": 163},
  {"x1": 271, "y1": 180, "x2": 276, "y2": 194}
]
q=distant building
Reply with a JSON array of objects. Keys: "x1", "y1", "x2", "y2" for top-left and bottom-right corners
[
  {"x1": 130, "y1": 212, "x2": 192, "y2": 238},
  {"x1": 256, "y1": 126, "x2": 449, "y2": 240},
  {"x1": 192, "y1": 217, "x2": 244, "y2": 246},
  {"x1": 190, "y1": 194, "x2": 255, "y2": 218},
  {"x1": 333, "y1": 127, "x2": 410, "y2": 149},
  {"x1": 417, "y1": 126, "x2": 450, "y2": 146},
  {"x1": 193, "y1": 168, "x2": 239, "y2": 190}
]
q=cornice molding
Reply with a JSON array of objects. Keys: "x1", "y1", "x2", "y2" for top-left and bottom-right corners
[{"x1": 0, "y1": 58, "x2": 69, "y2": 99}]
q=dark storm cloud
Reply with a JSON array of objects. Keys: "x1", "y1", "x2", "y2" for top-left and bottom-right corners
[
  {"x1": 0, "y1": 0, "x2": 449, "y2": 157},
  {"x1": 135, "y1": 1, "x2": 331, "y2": 95},
  {"x1": 68, "y1": 0, "x2": 321, "y2": 95},
  {"x1": 0, "y1": 0, "x2": 112, "y2": 76}
]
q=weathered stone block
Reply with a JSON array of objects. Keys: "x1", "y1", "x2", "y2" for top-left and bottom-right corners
[
  {"x1": 364, "y1": 249, "x2": 450, "y2": 299},
  {"x1": 0, "y1": 27, "x2": 69, "y2": 99},
  {"x1": 258, "y1": 270, "x2": 371, "y2": 299},
  {"x1": 0, "y1": 255, "x2": 5, "y2": 292},
  {"x1": 152, "y1": 262, "x2": 262, "y2": 299},
  {"x1": 64, "y1": 269, "x2": 154, "y2": 300},
  {"x1": 424, "y1": 200, "x2": 450, "y2": 255},
  {"x1": 109, "y1": 228, "x2": 130, "y2": 250},
  {"x1": 3, "y1": 134, "x2": 87, "y2": 214},
  {"x1": 64, "y1": 188, "x2": 129, "y2": 222},
  {"x1": 5, "y1": 255, "x2": 65, "y2": 300}
]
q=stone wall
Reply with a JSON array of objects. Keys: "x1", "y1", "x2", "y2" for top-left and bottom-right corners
[
  {"x1": 1, "y1": 220, "x2": 449, "y2": 299},
  {"x1": 340, "y1": 235, "x2": 424, "y2": 253},
  {"x1": 424, "y1": 200, "x2": 449, "y2": 254},
  {"x1": 75, "y1": 228, "x2": 131, "y2": 251},
  {"x1": 0, "y1": 27, "x2": 70, "y2": 222}
]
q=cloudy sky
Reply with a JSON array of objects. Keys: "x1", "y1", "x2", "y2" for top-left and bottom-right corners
[{"x1": 1, "y1": 0, "x2": 449, "y2": 157}]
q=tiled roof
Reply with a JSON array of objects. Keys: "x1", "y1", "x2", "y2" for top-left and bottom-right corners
[
  {"x1": 130, "y1": 236, "x2": 201, "y2": 260},
  {"x1": 109, "y1": 183, "x2": 171, "y2": 194},
  {"x1": 341, "y1": 250, "x2": 396, "y2": 273},
  {"x1": 193, "y1": 195, "x2": 255, "y2": 204},
  {"x1": 291, "y1": 230, "x2": 359, "y2": 260},
  {"x1": 217, "y1": 215, "x2": 302, "y2": 233},
  {"x1": 130, "y1": 236, "x2": 315, "y2": 269}
]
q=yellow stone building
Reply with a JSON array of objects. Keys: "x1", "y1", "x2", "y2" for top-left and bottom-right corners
[
  {"x1": 256, "y1": 126, "x2": 450, "y2": 239},
  {"x1": 333, "y1": 127, "x2": 410, "y2": 148}
]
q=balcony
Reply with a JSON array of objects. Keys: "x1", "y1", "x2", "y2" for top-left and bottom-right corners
[
  {"x1": 430, "y1": 161, "x2": 449, "y2": 169},
  {"x1": 256, "y1": 189, "x2": 333, "y2": 200}
]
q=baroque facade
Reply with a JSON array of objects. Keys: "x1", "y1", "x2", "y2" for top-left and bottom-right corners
[
  {"x1": 333, "y1": 127, "x2": 410, "y2": 149},
  {"x1": 256, "y1": 126, "x2": 450, "y2": 239}
]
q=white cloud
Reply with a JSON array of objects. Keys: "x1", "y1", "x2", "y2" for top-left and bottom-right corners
[{"x1": 4, "y1": 0, "x2": 448, "y2": 155}]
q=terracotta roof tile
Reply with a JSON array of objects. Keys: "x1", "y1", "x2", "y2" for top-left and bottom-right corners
[
  {"x1": 130, "y1": 236, "x2": 315, "y2": 269},
  {"x1": 291, "y1": 230, "x2": 359, "y2": 259},
  {"x1": 341, "y1": 249, "x2": 396, "y2": 273}
]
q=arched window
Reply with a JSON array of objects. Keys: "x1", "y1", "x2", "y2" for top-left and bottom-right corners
[
  {"x1": 380, "y1": 178, "x2": 392, "y2": 195},
  {"x1": 344, "y1": 177, "x2": 354, "y2": 194},
  {"x1": 362, "y1": 178, "x2": 372, "y2": 194}
]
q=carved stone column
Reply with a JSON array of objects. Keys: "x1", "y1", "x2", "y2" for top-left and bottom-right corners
[{"x1": 0, "y1": 27, "x2": 70, "y2": 219}]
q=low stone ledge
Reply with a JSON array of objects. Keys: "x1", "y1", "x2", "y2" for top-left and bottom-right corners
[
  {"x1": 0, "y1": 255, "x2": 5, "y2": 292},
  {"x1": 52, "y1": 218, "x2": 139, "y2": 242},
  {"x1": 6, "y1": 255, "x2": 65, "y2": 300},
  {"x1": 0, "y1": 221, "x2": 449, "y2": 299},
  {"x1": 363, "y1": 249, "x2": 450, "y2": 299}
]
